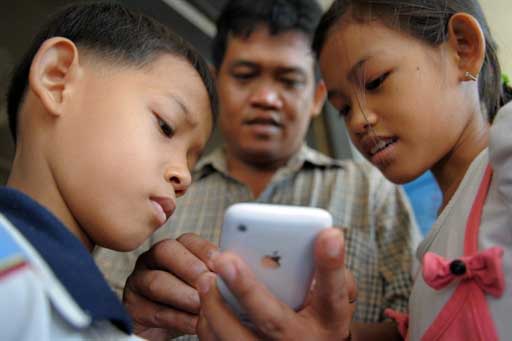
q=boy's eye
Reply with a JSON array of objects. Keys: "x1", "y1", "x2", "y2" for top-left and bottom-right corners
[
  {"x1": 157, "y1": 116, "x2": 174, "y2": 138},
  {"x1": 365, "y1": 72, "x2": 389, "y2": 91}
]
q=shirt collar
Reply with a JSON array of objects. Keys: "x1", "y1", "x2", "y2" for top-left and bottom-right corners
[
  {"x1": 194, "y1": 144, "x2": 345, "y2": 180},
  {"x1": 0, "y1": 187, "x2": 132, "y2": 334}
]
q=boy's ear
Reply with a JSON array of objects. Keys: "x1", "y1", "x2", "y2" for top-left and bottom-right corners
[
  {"x1": 29, "y1": 37, "x2": 81, "y2": 116},
  {"x1": 447, "y1": 13, "x2": 485, "y2": 81},
  {"x1": 310, "y1": 80, "x2": 327, "y2": 118}
]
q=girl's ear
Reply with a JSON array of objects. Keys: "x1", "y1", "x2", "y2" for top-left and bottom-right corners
[
  {"x1": 447, "y1": 13, "x2": 485, "y2": 82},
  {"x1": 28, "y1": 37, "x2": 81, "y2": 116}
]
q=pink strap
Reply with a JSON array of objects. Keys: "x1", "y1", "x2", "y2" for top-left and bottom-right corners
[
  {"x1": 421, "y1": 165, "x2": 503, "y2": 341},
  {"x1": 464, "y1": 165, "x2": 493, "y2": 255},
  {"x1": 423, "y1": 247, "x2": 505, "y2": 298}
]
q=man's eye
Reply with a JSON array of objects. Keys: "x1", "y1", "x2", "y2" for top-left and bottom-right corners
[
  {"x1": 157, "y1": 116, "x2": 174, "y2": 138},
  {"x1": 365, "y1": 72, "x2": 389, "y2": 91},
  {"x1": 281, "y1": 78, "x2": 303, "y2": 89},
  {"x1": 339, "y1": 105, "x2": 351, "y2": 118},
  {"x1": 233, "y1": 73, "x2": 254, "y2": 81}
]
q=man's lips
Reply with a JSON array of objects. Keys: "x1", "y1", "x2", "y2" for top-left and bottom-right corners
[
  {"x1": 150, "y1": 196, "x2": 176, "y2": 223},
  {"x1": 243, "y1": 115, "x2": 282, "y2": 127}
]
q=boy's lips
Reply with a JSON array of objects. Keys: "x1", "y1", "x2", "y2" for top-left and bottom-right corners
[{"x1": 150, "y1": 196, "x2": 176, "y2": 225}]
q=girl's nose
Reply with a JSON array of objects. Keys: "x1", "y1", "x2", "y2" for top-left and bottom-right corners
[{"x1": 348, "y1": 102, "x2": 378, "y2": 136}]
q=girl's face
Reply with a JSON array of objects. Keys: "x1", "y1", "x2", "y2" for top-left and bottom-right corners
[{"x1": 319, "y1": 19, "x2": 475, "y2": 184}]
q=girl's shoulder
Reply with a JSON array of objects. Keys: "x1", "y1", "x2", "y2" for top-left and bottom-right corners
[{"x1": 489, "y1": 102, "x2": 512, "y2": 206}]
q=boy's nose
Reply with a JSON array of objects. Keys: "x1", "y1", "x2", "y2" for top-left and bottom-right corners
[{"x1": 166, "y1": 167, "x2": 192, "y2": 197}]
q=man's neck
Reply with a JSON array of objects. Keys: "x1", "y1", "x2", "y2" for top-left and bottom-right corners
[{"x1": 225, "y1": 151, "x2": 286, "y2": 198}]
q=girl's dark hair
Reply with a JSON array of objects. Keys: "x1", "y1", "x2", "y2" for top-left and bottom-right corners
[
  {"x1": 6, "y1": 1, "x2": 218, "y2": 141},
  {"x1": 313, "y1": 0, "x2": 510, "y2": 122}
]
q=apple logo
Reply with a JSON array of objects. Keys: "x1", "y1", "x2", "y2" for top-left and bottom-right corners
[{"x1": 261, "y1": 251, "x2": 281, "y2": 269}]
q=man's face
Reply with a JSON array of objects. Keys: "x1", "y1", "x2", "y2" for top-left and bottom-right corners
[{"x1": 217, "y1": 26, "x2": 325, "y2": 166}]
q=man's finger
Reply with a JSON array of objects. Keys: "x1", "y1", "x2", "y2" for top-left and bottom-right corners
[
  {"x1": 126, "y1": 268, "x2": 200, "y2": 314},
  {"x1": 211, "y1": 253, "x2": 296, "y2": 339},
  {"x1": 196, "y1": 310, "x2": 220, "y2": 341},
  {"x1": 178, "y1": 233, "x2": 219, "y2": 269},
  {"x1": 196, "y1": 272, "x2": 257, "y2": 340},
  {"x1": 137, "y1": 238, "x2": 210, "y2": 286},
  {"x1": 123, "y1": 283, "x2": 198, "y2": 335},
  {"x1": 310, "y1": 228, "x2": 352, "y2": 328}
]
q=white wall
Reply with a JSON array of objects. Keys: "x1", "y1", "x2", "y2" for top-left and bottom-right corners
[{"x1": 480, "y1": 0, "x2": 512, "y2": 76}]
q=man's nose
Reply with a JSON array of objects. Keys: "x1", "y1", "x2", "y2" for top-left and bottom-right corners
[{"x1": 249, "y1": 83, "x2": 283, "y2": 110}]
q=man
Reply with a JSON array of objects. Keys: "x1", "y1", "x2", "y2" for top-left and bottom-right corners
[{"x1": 95, "y1": 0, "x2": 420, "y2": 339}]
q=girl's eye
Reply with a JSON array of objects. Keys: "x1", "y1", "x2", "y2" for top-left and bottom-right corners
[
  {"x1": 365, "y1": 72, "x2": 389, "y2": 91},
  {"x1": 157, "y1": 116, "x2": 174, "y2": 138}
]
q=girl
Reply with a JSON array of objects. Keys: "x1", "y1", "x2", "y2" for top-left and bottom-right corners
[{"x1": 313, "y1": 1, "x2": 512, "y2": 340}]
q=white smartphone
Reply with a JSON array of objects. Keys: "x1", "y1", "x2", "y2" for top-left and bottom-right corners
[{"x1": 217, "y1": 203, "x2": 333, "y2": 320}]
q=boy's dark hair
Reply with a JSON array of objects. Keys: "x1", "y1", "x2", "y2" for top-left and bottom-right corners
[
  {"x1": 6, "y1": 1, "x2": 218, "y2": 142},
  {"x1": 313, "y1": 0, "x2": 510, "y2": 122},
  {"x1": 212, "y1": 0, "x2": 323, "y2": 80}
]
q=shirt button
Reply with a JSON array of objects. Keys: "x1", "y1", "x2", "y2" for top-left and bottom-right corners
[{"x1": 449, "y1": 259, "x2": 466, "y2": 276}]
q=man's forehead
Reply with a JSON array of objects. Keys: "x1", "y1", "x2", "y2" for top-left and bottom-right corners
[{"x1": 224, "y1": 27, "x2": 315, "y2": 69}]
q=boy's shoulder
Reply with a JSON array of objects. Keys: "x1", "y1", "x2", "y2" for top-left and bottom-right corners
[
  {"x1": 0, "y1": 213, "x2": 140, "y2": 340},
  {"x1": 0, "y1": 214, "x2": 30, "y2": 282}
]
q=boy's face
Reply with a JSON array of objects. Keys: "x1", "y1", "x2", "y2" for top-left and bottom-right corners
[
  {"x1": 52, "y1": 54, "x2": 212, "y2": 251},
  {"x1": 216, "y1": 26, "x2": 324, "y2": 166}
]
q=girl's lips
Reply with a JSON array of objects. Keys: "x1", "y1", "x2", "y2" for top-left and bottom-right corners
[{"x1": 369, "y1": 138, "x2": 398, "y2": 168}]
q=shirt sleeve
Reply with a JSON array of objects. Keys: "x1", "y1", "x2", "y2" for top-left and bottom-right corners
[
  {"x1": 374, "y1": 173, "x2": 421, "y2": 317},
  {"x1": 489, "y1": 101, "x2": 512, "y2": 209}
]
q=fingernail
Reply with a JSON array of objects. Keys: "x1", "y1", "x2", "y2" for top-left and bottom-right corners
[
  {"x1": 218, "y1": 260, "x2": 237, "y2": 282},
  {"x1": 325, "y1": 234, "x2": 341, "y2": 258},
  {"x1": 197, "y1": 274, "x2": 212, "y2": 294},
  {"x1": 208, "y1": 249, "x2": 219, "y2": 261}
]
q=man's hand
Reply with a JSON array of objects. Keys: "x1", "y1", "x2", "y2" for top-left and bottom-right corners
[
  {"x1": 123, "y1": 233, "x2": 218, "y2": 340},
  {"x1": 196, "y1": 228, "x2": 357, "y2": 340}
]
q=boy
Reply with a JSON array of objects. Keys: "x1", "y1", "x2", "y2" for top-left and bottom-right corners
[{"x1": 0, "y1": 2, "x2": 216, "y2": 340}]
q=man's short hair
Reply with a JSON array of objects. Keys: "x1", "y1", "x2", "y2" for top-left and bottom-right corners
[
  {"x1": 212, "y1": 0, "x2": 323, "y2": 79},
  {"x1": 6, "y1": 1, "x2": 218, "y2": 142}
]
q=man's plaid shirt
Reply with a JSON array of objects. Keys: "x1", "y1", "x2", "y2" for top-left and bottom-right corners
[{"x1": 95, "y1": 145, "x2": 421, "y2": 329}]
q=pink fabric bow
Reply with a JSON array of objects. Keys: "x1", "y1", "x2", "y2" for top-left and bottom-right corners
[{"x1": 422, "y1": 247, "x2": 505, "y2": 298}]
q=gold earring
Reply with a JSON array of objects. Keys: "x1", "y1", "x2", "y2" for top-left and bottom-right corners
[{"x1": 465, "y1": 71, "x2": 478, "y2": 81}]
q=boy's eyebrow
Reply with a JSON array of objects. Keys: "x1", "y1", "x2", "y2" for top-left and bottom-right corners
[{"x1": 168, "y1": 94, "x2": 198, "y2": 126}]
